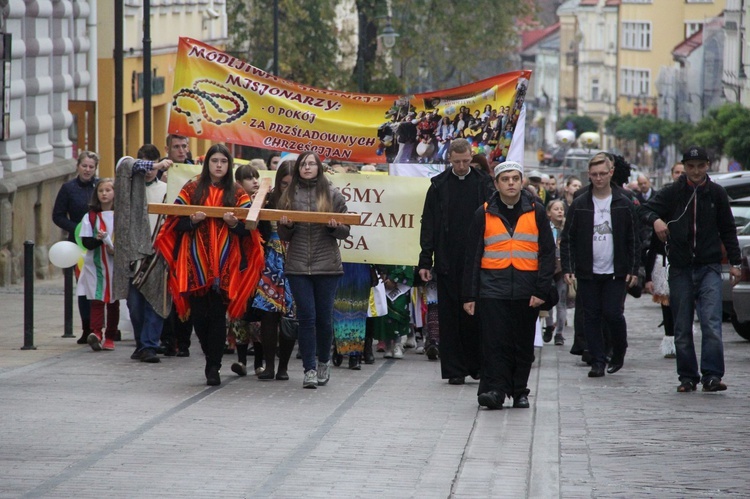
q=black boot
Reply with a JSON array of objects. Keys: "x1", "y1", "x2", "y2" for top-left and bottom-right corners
[
  {"x1": 363, "y1": 318, "x2": 375, "y2": 364},
  {"x1": 76, "y1": 329, "x2": 91, "y2": 345},
  {"x1": 349, "y1": 353, "x2": 361, "y2": 370}
]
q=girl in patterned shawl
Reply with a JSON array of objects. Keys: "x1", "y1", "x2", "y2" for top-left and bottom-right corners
[{"x1": 155, "y1": 144, "x2": 264, "y2": 386}]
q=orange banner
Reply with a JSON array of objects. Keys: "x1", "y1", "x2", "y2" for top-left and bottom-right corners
[{"x1": 168, "y1": 37, "x2": 531, "y2": 163}]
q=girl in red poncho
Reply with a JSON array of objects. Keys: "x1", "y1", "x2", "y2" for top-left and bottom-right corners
[{"x1": 155, "y1": 144, "x2": 263, "y2": 386}]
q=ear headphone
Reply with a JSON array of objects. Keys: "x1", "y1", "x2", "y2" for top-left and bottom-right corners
[{"x1": 664, "y1": 177, "x2": 706, "y2": 257}]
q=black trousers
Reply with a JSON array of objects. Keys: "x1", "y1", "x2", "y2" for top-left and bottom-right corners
[
  {"x1": 161, "y1": 305, "x2": 193, "y2": 352},
  {"x1": 477, "y1": 298, "x2": 538, "y2": 398},
  {"x1": 437, "y1": 273, "x2": 480, "y2": 379},
  {"x1": 577, "y1": 275, "x2": 628, "y2": 368},
  {"x1": 189, "y1": 292, "x2": 228, "y2": 370}
]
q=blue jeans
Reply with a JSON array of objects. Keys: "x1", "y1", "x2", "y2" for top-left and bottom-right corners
[
  {"x1": 668, "y1": 264, "x2": 724, "y2": 383},
  {"x1": 127, "y1": 282, "x2": 164, "y2": 351},
  {"x1": 288, "y1": 274, "x2": 340, "y2": 372}
]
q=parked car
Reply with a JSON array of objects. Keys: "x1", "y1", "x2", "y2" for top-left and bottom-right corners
[
  {"x1": 730, "y1": 196, "x2": 750, "y2": 228},
  {"x1": 711, "y1": 170, "x2": 750, "y2": 181},
  {"x1": 722, "y1": 222, "x2": 750, "y2": 324},
  {"x1": 714, "y1": 175, "x2": 750, "y2": 201},
  {"x1": 731, "y1": 244, "x2": 750, "y2": 340}
]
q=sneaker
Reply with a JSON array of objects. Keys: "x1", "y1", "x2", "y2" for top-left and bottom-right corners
[
  {"x1": 231, "y1": 362, "x2": 248, "y2": 377},
  {"x1": 403, "y1": 335, "x2": 417, "y2": 349},
  {"x1": 140, "y1": 348, "x2": 161, "y2": 363},
  {"x1": 702, "y1": 378, "x2": 727, "y2": 392},
  {"x1": 554, "y1": 334, "x2": 565, "y2": 346},
  {"x1": 254, "y1": 366, "x2": 265, "y2": 376},
  {"x1": 425, "y1": 342, "x2": 439, "y2": 361},
  {"x1": 87, "y1": 332, "x2": 102, "y2": 352},
  {"x1": 393, "y1": 343, "x2": 404, "y2": 359},
  {"x1": 542, "y1": 325, "x2": 554, "y2": 343},
  {"x1": 303, "y1": 369, "x2": 318, "y2": 389},
  {"x1": 415, "y1": 345, "x2": 425, "y2": 354},
  {"x1": 376, "y1": 341, "x2": 386, "y2": 353},
  {"x1": 317, "y1": 361, "x2": 331, "y2": 386},
  {"x1": 102, "y1": 338, "x2": 115, "y2": 351},
  {"x1": 383, "y1": 347, "x2": 394, "y2": 359}
]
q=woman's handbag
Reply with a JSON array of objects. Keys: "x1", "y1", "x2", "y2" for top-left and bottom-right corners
[
  {"x1": 280, "y1": 317, "x2": 298, "y2": 341},
  {"x1": 367, "y1": 281, "x2": 388, "y2": 318}
]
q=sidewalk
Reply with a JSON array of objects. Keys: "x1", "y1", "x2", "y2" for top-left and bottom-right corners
[{"x1": 1, "y1": 276, "x2": 750, "y2": 497}]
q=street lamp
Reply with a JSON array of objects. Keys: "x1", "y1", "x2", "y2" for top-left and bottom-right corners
[
  {"x1": 378, "y1": 17, "x2": 398, "y2": 49},
  {"x1": 357, "y1": 14, "x2": 399, "y2": 92}
]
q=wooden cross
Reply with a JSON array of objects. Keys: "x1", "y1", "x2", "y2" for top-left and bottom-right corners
[
  {"x1": 148, "y1": 178, "x2": 362, "y2": 229},
  {"x1": 186, "y1": 113, "x2": 203, "y2": 135}
]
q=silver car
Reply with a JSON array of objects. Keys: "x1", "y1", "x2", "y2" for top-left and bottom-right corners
[{"x1": 731, "y1": 244, "x2": 750, "y2": 340}]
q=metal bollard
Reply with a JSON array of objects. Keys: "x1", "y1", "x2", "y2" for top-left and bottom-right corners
[
  {"x1": 22, "y1": 240, "x2": 36, "y2": 350},
  {"x1": 62, "y1": 266, "x2": 74, "y2": 337}
]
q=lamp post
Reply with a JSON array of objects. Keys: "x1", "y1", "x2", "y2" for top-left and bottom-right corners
[{"x1": 357, "y1": 13, "x2": 399, "y2": 92}]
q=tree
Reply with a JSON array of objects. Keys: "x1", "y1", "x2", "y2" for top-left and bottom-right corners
[
  {"x1": 227, "y1": 0, "x2": 348, "y2": 89},
  {"x1": 560, "y1": 114, "x2": 598, "y2": 136},
  {"x1": 680, "y1": 104, "x2": 750, "y2": 168},
  {"x1": 386, "y1": 0, "x2": 534, "y2": 91}
]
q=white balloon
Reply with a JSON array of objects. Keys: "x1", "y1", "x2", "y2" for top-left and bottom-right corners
[{"x1": 49, "y1": 241, "x2": 83, "y2": 268}]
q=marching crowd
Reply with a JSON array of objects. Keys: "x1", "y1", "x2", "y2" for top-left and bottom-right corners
[{"x1": 53, "y1": 135, "x2": 743, "y2": 406}]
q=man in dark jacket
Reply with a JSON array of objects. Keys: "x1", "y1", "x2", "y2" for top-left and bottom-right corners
[
  {"x1": 52, "y1": 151, "x2": 99, "y2": 344},
  {"x1": 640, "y1": 146, "x2": 742, "y2": 393},
  {"x1": 418, "y1": 138, "x2": 492, "y2": 385},
  {"x1": 561, "y1": 152, "x2": 640, "y2": 378},
  {"x1": 462, "y1": 161, "x2": 556, "y2": 409}
]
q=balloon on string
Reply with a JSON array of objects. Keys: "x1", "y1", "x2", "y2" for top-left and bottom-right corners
[{"x1": 49, "y1": 241, "x2": 84, "y2": 268}]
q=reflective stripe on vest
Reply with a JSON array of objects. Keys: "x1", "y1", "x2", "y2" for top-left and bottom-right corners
[{"x1": 481, "y1": 206, "x2": 539, "y2": 271}]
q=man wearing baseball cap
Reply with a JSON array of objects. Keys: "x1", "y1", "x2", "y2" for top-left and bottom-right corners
[
  {"x1": 640, "y1": 146, "x2": 742, "y2": 393},
  {"x1": 462, "y1": 160, "x2": 556, "y2": 409}
]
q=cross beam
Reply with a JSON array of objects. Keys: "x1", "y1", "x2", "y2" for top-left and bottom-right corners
[{"x1": 148, "y1": 177, "x2": 361, "y2": 229}]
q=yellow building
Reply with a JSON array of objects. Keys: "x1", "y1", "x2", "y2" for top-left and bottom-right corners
[
  {"x1": 617, "y1": 0, "x2": 725, "y2": 116},
  {"x1": 96, "y1": 2, "x2": 227, "y2": 177}
]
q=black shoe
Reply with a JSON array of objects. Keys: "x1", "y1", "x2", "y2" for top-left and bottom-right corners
[
  {"x1": 677, "y1": 380, "x2": 698, "y2": 393},
  {"x1": 477, "y1": 390, "x2": 504, "y2": 410},
  {"x1": 363, "y1": 350, "x2": 375, "y2": 364},
  {"x1": 588, "y1": 365, "x2": 605, "y2": 378},
  {"x1": 162, "y1": 346, "x2": 177, "y2": 357},
  {"x1": 76, "y1": 331, "x2": 91, "y2": 345},
  {"x1": 606, "y1": 362, "x2": 623, "y2": 374},
  {"x1": 702, "y1": 377, "x2": 727, "y2": 392},
  {"x1": 581, "y1": 351, "x2": 593, "y2": 366},
  {"x1": 231, "y1": 362, "x2": 247, "y2": 377},
  {"x1": 130, "y1": 348, "x2": 141, "y2": 360},
  {"x1": 349, "y1": 354, "x2": 361, "y2": 370},
  {"x1": 542, "y1": 325, "x2": 554, "y2": 343},
  {"x1": 513, "y1": 395, "x2": 530, "y2": 409},
  {"x1": 448, "y1": 377, "x2": 465, "y2": 385},
  {"x1": 156, "y1": 345, "x2": 167, "y2": 355},
  {"x1": 257, "y1": 370, "x2": 275, "y2": 380},
  {"x1": 425, "y1": 342, "x2": 439, "y2": 361},
  {"x1": 554, "y1": 334, "x2": 565, "y2": 346},
  {"x1": 176, "y1": 349, "x2": 190, "y2": 358},
  {"x1": 275, "y1": 371, "x2": 289, "y2": 381},
  {"x1": 206, "y1": 366, "x2": 221, "y2": 386},
  {"x1": 332, "y1": 350, "x2": 344, "y2": 367},
  {"x1": 139, "y1": 348, "x2": 161, "y2": 363}
]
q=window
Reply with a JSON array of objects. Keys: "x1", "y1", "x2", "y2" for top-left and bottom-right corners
[
  {"x1": 685, "y1": 22, "x2": 703, "y2": 38},
  {"x1": 622, "y1": 22, "x2": 652, "y2": 50},
  {"x1": 592, "y1": 79, "x2": 600, "y2": 101},
  {"x1": 620, "y1": 69, "x2": 650, "y2": 96}
]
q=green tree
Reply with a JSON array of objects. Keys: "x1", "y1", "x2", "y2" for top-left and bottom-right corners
[
  {"x1": 681, "y1": 104, "x2": 750, "y2": 168},
  {"x1": 561, "y1": 114, "x2": 598, "y2": 136},
  {"x1": 227, "y1": 0, "x2": 348, "y2": 88},
  {"x1": 387, "y1": 0, "x2": 534, "y2": 91}
]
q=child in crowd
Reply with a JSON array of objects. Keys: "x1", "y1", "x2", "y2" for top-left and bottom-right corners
[
  {"x1": 79, "y1": 178, "x2": 119, "y2": 352},
  {"x1": 228, "y1": 163, "x2": 265, "y2": 377},
  {"x1": 543, "y1": 199, "x2": 567, "y2": 345}
]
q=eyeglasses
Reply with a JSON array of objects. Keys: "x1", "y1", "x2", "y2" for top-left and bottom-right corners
[
  {"x1": 302, "y1": 162, "x2": 318, "y2": 168},
  {"x1": 589, "y1": 171, "x2": 610, "y2": 178}
]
